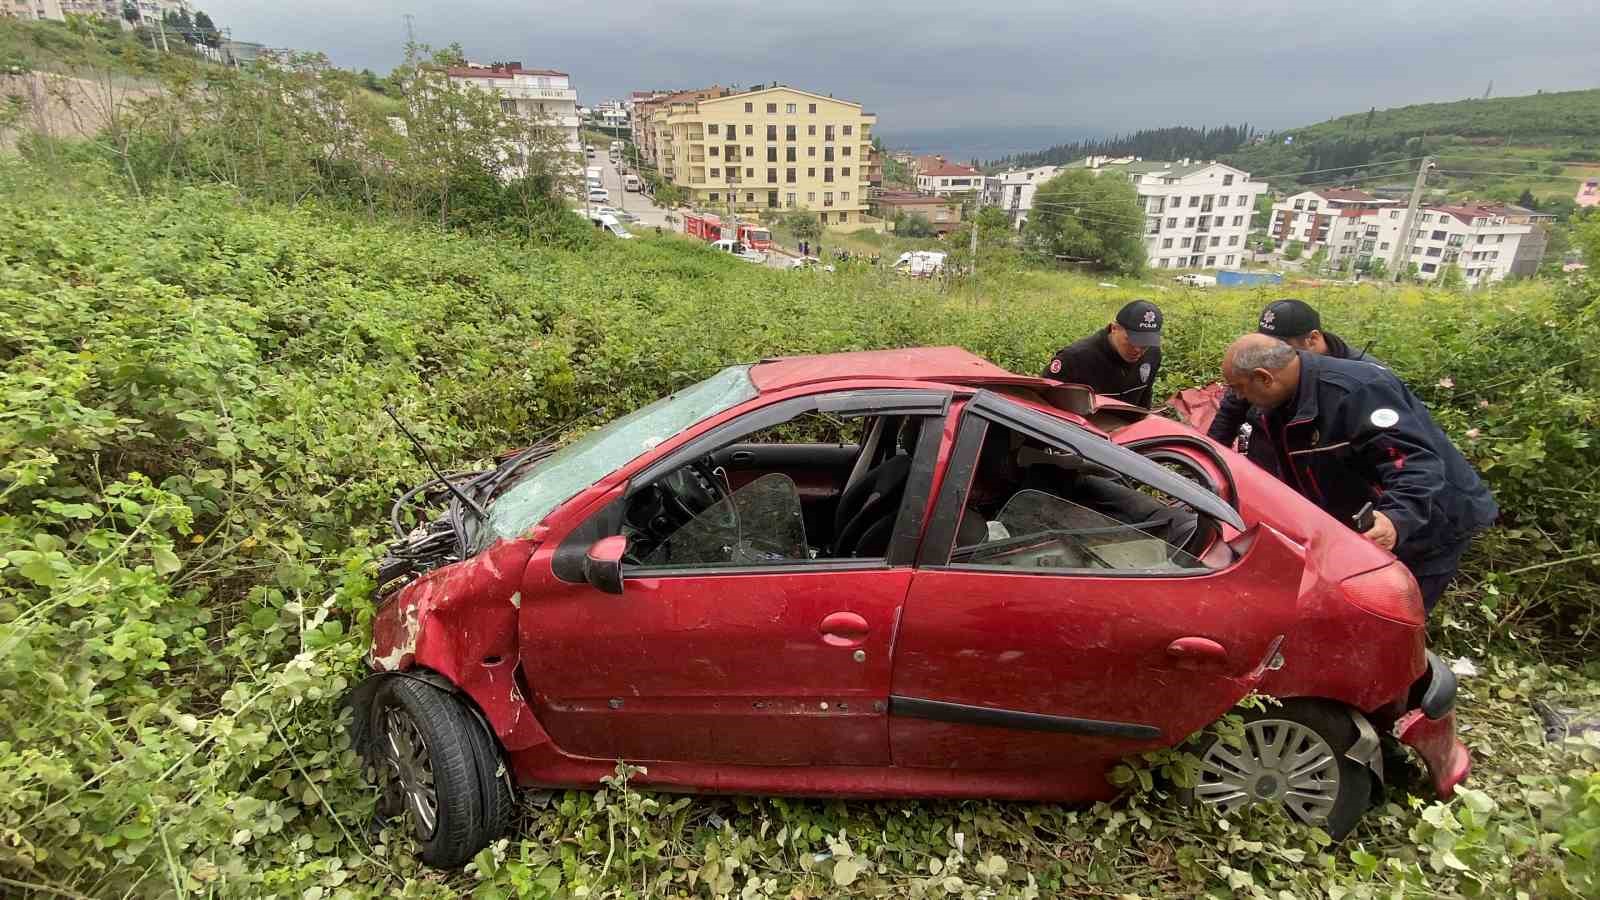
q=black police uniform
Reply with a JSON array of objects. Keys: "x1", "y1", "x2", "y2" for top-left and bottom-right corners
[
  {"x1": 1041, "y1": 327, "x2": 1162, "y2": 408},
  {"x1": 1207, "y1": 331, "x2": 1381, "y2": 474},
  {"x1": 1261, "y1": 351, "x2": 1497, "y2": 610}
]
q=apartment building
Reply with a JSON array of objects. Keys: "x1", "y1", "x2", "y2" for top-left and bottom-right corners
[
  {"x1": 4, "y1": 0, "x2": 63, "y2": 21},
  {"x1": 633, "y1": 86, "x2": 730, "y2": 173},
  {"x1": 980, "y1": 165, "x2": 1059, "y2": 229},
  {"x1": 1070, "y1": 157, "x2": 1267, "y2": 270},
  {"x1": 1268, "y1": 189, "x2": 1401, "y2": 264},
  {"x1": 658, "y1": 85, "x2": 877, "y2": 226},
  {"x1": 915, "y1": 160, "x2": 983, "y2": 197},
  {"x1": 1374, "y1": 203, "x2": 1548, "y2": 285},
  {"x1": 445, "y1": 63, "x2": 581, "y2": 157},
  {"x1": 871, "y1": 191, "x2": 964, "y2": 234}
]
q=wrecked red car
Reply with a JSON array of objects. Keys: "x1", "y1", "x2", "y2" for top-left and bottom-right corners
[{"x1": 348, "y1": 347, "x2": 1468, "y2": 866}]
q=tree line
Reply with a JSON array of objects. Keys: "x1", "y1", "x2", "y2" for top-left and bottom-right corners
[{"x1": 990, "y1": 124, "x2": 1258, "y2": 169}]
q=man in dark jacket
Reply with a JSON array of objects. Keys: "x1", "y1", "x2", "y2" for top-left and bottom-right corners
[
  {"x1": 1208, "y1": 299, "x2": 1381, "y2": 474},
  {"x1": 1041, "y1": 300, "x2": 1163, "y2": 408},
  {"x1": 1222, "y1": 334, "x2": 1497, "y2": 611}
]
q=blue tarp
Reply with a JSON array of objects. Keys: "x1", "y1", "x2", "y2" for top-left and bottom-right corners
[{"x1": 1217, "y1": 270, "x2": 1284, "y2": 287}]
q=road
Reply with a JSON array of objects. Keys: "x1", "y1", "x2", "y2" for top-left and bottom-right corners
[{"x1": 587, "y1": 156, "x2": 675, "y2": 231}]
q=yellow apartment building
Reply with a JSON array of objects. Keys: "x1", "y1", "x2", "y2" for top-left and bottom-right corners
[{"x1": 659, "y1": 86, "x2": 877, "y2": 227}]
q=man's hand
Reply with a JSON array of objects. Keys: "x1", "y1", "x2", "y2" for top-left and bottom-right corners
[{"x1": 1363, "y1": 510, "x2": 1397, "y2": 551}]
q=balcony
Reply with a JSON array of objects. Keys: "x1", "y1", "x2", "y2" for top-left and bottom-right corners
[
  {"x1": 689, "y1": 153, "x2": 705, "y2": 163},
  {"x1": 488, "y1": 85, "x2": 578, "y2": 102},
  {"x1": 689, "y1": 177, "x2": 706, "y2": 185}
]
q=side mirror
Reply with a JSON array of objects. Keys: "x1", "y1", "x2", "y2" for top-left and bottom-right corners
[{"x1": 583, "y1": 535, "x2": 627, "y2": 595}]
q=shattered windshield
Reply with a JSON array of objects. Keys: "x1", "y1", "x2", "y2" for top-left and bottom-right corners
[{"x1": 485, "y1": 365, "x2": 756, "y2": 542}]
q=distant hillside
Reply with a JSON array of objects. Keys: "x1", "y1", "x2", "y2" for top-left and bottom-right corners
[
  {"x1": 989, "y1": 124, "x2": 1258, "y2": 170},
  {"x1": 1222, "y1": 88, "x2": 1600, "y2": 193}
]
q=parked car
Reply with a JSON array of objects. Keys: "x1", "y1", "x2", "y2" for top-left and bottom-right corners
[
  {"x1": 623, "y1": 174, "x2": 642, "y2": 192},
  {"x1": 587, "y1": 188, "x2": 609, "y2": 204},
  {"x1": 710, "y1": 237, "x2": 766, "y2": 263},
  {"x1": 893, "y1": 250, "x2": 947, "y2": 277},
  {"x1": 1174, "y1": 273, "x2": 1217, "y2": 287},
  {"x1": 349, "y1": 347, "x2": 1467, "y2": 866}
]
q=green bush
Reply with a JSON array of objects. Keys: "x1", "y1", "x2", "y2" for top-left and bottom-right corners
[{"x1": 1, "y1": 161, "x2": 1597, "y2": 897}]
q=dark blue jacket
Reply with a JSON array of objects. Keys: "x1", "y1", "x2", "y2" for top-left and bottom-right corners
[
  {"x1": 1207, "y1": 333, "x2": 1381, "y2": 476},
  {"x1": 1262, "y1": 351, "x2": 1497, "y2": 571}
]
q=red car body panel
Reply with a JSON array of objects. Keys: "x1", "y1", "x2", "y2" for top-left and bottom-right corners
[{"x1": 366, "y1": 347, "x2": 1466, "y2": 804}]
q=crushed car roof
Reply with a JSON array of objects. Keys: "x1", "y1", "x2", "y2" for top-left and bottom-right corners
[{"x1": 750, "y1": 346, "x2": 1045, "y2": 393}]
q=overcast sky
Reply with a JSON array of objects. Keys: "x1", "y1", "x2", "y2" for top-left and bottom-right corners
[{"x1": 209, "y1": 1, "x2": 1596, "y2": 156}]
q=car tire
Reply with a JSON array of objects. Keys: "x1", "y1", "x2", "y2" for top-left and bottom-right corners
[
  {"x1": 367, "y1": 677, "x2": 514, "y2": 867},
  {"x1": 1188, "y1": 698, "x2": 1373, "y2": 840}
]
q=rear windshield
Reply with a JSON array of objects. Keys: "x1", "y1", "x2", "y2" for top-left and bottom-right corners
[{"x1": 485, "y1": 366, "x2": 757, "y2": 541}]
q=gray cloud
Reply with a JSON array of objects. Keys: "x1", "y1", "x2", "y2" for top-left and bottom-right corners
[{"x1": 207, "y1": 0, "x2": 1596, "y2": 155}]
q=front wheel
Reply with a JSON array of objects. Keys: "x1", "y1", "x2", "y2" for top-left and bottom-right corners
[
  {"x1": 367, "y1": 678, "x2": 514, "y2": 867},
  {"x1": 1190, "y1": 699, "x2": 1374, "y2": 839}
]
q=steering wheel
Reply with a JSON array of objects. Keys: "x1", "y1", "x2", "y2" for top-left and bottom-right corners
[{"x1": 660, "y1": 457, "x2": 725, "y2": 524}]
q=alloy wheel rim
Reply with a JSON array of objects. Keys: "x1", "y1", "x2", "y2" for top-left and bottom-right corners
[
  {"x1": 380, "y1": 706, "x2": 438, "y2": 840},
  {"x1": 1194, "y1": 718, "x2": 1341, "y2": 825}
]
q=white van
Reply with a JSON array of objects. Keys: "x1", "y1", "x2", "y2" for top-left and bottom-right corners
[
  {"x1": 623, "y1": 174, "x2": 642, "y2": 192},
  {"x1": 893, "y1": 250, "x2": 947, "y2": 277}
]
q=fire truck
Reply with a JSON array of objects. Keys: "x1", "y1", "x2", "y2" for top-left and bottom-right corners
[
  {"x1": 684, "y1": 213, "x2": 723, "y2": 242},
  {"x1": 734, "y1": 223, "x2": 772, "y2": 252}
]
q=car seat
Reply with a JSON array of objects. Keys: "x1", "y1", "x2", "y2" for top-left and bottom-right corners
[{"x1": 832, "y1": 418, "x2": 921, "y2": 557}]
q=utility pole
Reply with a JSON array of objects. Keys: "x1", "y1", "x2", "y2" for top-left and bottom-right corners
[{"x1": 1388, "y1": 156, "x2": 1432, "y2": 282}]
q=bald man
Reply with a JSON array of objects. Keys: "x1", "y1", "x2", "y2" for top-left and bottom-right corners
[{"x1": 1222, "y1": 334, "x2": 1496, "y2": 612}]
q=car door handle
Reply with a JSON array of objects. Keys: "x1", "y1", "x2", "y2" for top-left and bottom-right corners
[
  {"x1": 1167, "y1": 636, "x2": 1228, "y2": 663},
  {"x1": 729, "y1": 450, "x2": 754, "y2": 464},
  {"x1": 819, "y1": 611, "x2": 869, "y2": 648}
]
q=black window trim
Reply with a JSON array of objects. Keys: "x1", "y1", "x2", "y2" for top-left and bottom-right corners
[{"x1": 916, "y1": 391, "x2": 1245, "y2": 570}]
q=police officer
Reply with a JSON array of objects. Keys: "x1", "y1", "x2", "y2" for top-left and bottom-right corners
[
  {"x1": 1041, "y1": 300, "x2": 1163, "y2": 408},
  {"x1": 1208, "y1": 299, "x2": 1382, "y2": 473},
  {"x1": 1221, "y1": 333, "x2": 1497, "y2": 612}
]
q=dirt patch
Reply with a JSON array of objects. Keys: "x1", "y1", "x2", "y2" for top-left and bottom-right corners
[{"x1": 1, "y1": 70, "x2": 161, "y2": 152}]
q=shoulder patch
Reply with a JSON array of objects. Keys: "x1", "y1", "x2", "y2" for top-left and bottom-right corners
[
  {"x1": 1048, "y1": 358, "x2": 1062, "y2": 374},
  {"x1": 1138, "y1": 362, "x2": 1152, "y2": 383},
  {"x1": 1370, "y1": 408, "x2": 1399, "y2": 428}
]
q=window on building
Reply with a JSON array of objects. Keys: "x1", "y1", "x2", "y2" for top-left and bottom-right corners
[
  {"x1": 744, "y1": 102, "x2": 753, "y2": 112},
  {"x1": 1189, "y1": 196, "x2": 1200, "y2": 207},
  {"x1": 807, "y1": 192, "x2": 815, "y2": 202},
  {"x1": 824, "y1": 191, "x2": 834, "y2": 206},
  {"x1": 1209, "y1": 236, "x2": 1221, "y2": 247},
  {"x1": 1229, "y1": 235, "x2": 1240, "y2": 246},
  {"x1": 1223, "y1": 173, "x2": 1234, "y2": 185},
  {"x1": 1431, "y1": 230, "x2": 1446, "y2": 241},
  {"x1": 744, "y1": 125, "x2": 752, "y2": 136},
  {"x1": 786, "y1": 168, "x2": 796, "y2": 183},
  {"x1": 785, "y1": 103, "x2": 796, "y2": 114},
  {"x1": 1184, "y1": 217, "x2": 1196, "y2": 228},
  {"x1": 808, "y1": 125, "x2": 816, "y2": 136},
  {"x1": 843, "y1": 146, "x2": 852, "y2": 156},
  {"x1": 1206, "y1": 255, "x2": 1216, "y2": 266},
  {"x1": 786, "y1": 146, "x2": 796, "y2": 162},
  {"x1": 1233, "y1": 215, "x2": 1244, "y2": 227},
  {"x1": 1389, "y1": 210, "x2": 1400, "y2": 219},
  {"x1": 825, "y1": 125, "x2": 835, "y2": 141},
  {"x1": 709, "y1": 192, "x2": 720, "y2": 202},
  {"x1": 710, "y1": 146, "x2": 719, "y2": 157},
  {"x1": 818, "y1": 212, "x2": 828, "y2": 225},
  {"x1": 842, "y1": 191, "x2": 850, "y2": 201},
  {"x1": 1166, "y1": 217, "x2": 1177, "y2": 228},
  {"x1": 808, "y1": 103, "x2": 817, "y2": 113},
  {"x1": 768, "y1": 190, "x2": 779, "y2": 208},
  {"x1": 844, "y1": 124, "x2": 853, "y2": 135},
  {"x1": 1380, "y1": 241, "x2": 1390, "y2": 250},
  {"x1": 767, "y1": 146, "x2": 777, "y2": 162},
  {"x1": 1171, "y1": 196, "x2": 1182, "y2": 207},
  {"x1": 1421, "y1": 263, "x2": 1437, "y2": 273},
  {"x1": 786, "y1": 192, "x2": 797, "y2": 206},
  {"x1": 786, "y1": 125, "x2": 796, "y2": 141},
  {"x1": 825, "y1": 167, "x2": 834, "y2": 182},
  {"x1": 1162, "y1": 238, "x2": 1174, "y2": 249},
  {"x1": 808, "y1": 167, "x2": 816, "y2": 177},
  {"x1": 1294, "y1": 200, "x2": 1305, "y2": 210},
  {"x1": 825, "y1": 146, "x2": 834, "y2": 162},
  {"x1": 708, "y1": 124, "x2": 719, "y2": 135},
  {"x1": 710, "y1": 168, "x2": 720, "y2": 177},
  {"x1": 1309, "y1": 200, "x2": 1319, "y2": 210},
  {"x1": 1225, "y1": 255, "x2": 1235, "y2": 265},
  {"x1": 746, "y1": 192, "x2": 755, "y2": 202},
  {"x1": 843, "y1": 167, "x2": 852, "y2": 176},
  {"x1": 808, "y1": 146, "x2": 816, "y2": 157},
  {"x1": 1218, "y1": 196, "x2": 1230, "y2": 207},
  {"x1": 1237, "y1": 194, "x2": 1248, "y2": 206},
  {"x1": 1181, "y1": 237, "x2": 1192, "y2": 248},
  {"x1": 767, "y1": 124, "x2": 777, "y2": 141},
  {"x1": 766, "y1": 103, "x2": 777, "y2": 113},
  {"x1": 1496, "y1": 234, "x2": 1505, "y2": 244},
  {"x1": 768, "y1": 168, "x2": 778, "y2": 183}
]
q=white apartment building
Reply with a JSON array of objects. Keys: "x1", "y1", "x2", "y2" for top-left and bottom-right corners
[
  {"x1": 1269, "y1": 189, "x2": 1401, "y2": 265},
  {"x1": 915, "y1": 160, "x2": 984, "y2": 197},
  {"x1": 1374, "y1": 203, "x2": 1547, "y2": 286},
  {"x1": 445, "y1": 63, "x2": 582, "y2": 158},
  {"x1": 980, "y1": 165, "x2": 1059, "y2": 229},
  {"x1": 1083, "y1": 158, "x2": 1267, "y2": 271}
]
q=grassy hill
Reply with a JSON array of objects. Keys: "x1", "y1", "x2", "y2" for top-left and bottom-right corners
[
  {"x1": 2, "y1": 158, "x2": 1598, "y2": 897},
  {"x1": 1222, "y1": 88, "x2": 1600, "y2": 204}
]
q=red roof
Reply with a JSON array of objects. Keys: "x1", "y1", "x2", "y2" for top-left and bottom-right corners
[
  {"x1": 873, "y1": 191, "x2": 948, "y2": 206},
  {"x1": 445, "y1": 65, "x2": 567, "y2": 79},
  {"x1": 1430, "y1": 203, "x2": 1508, "y2": 225},
  {"x1": 750, "y1": 347, "x2": 1040, "y2": 393},
  {"x1": 919, "y1": 161, "x2": 982, "y2": 178}
]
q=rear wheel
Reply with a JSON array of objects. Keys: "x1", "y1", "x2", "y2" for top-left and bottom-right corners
[
  {"x1": 367, "y1": 678, "x2": 514, "y2": 867},
  {"x1": 1190, "y1": 699, "x2": 1373, "y2": 839}
]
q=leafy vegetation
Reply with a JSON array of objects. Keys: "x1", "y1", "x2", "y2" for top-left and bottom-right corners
[
  {"x1": 1, "y1": 156, "x2": 1597, "y2": 897},
  {"x1": 991, "y1": 124, "x2": 1258, "y2": 170},
  {"x1": 1022, "y1": 168, "x2": 1146, "y2": 274}
]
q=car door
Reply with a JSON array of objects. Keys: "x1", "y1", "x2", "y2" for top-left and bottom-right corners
[
  {"x1": 889, "y1": 391, "x2": 1303, "y2": 772},
  {"x1": 519, "y1": 389, "x2": 950, "y2": 767}
]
